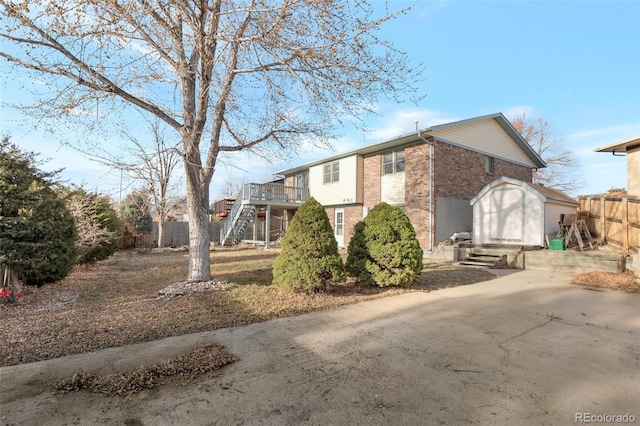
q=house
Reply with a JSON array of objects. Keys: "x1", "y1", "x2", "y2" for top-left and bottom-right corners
[
  {"x1": 275, "y1": 112, "x2": 546, "y2": 250},
  {"x1": 594, "y1": 136, "x2": 640, "y2": 196},
  {"x1": 470, "y1": 177, "x2": 579, "y2": 248}
]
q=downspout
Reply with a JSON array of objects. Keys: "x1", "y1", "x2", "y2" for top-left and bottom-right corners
[{"x1": 415, "y1": 121, "x2": 434, "y2": 252}]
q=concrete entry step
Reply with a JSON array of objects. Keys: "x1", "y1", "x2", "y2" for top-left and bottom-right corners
[{"x1": 457, "y1": 246, "x2": 527, "y2": 269}]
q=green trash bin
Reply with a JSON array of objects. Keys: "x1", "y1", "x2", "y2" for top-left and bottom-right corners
[{"x1": 549, "y1": 237, "x2": 565, "y2": 250}]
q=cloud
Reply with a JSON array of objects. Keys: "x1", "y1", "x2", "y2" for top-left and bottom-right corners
[
  {"x1": 501, "y1": 105, "x2": 537, "y2": 121},
  {"x1": 416, "y1": 1, "x2": 450, "y2": 18},
  {"x1": 363, "y1": 107, "x2": 461, "y2": 142},
  {"x1": 568, "y1": 123, "x2": 640, "y2": 143}
]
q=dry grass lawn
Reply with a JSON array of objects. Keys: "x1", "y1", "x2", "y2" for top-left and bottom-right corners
[{"x1": 0, "y1": 248, "x2": 497, "y2": 367}]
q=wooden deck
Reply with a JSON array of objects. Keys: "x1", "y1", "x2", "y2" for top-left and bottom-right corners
[{"x1": 240, "y1": 183, "x2": 310, "y2": 207}]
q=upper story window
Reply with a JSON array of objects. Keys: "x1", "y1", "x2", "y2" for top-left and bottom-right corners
[
  {"x1": 324, "y1": 161, "x2": 339, "y2": 184},
  {"x1": 382, "y1": 150, "x2": 405, "y2": 175},
  {"x1": 485, "y1": 156, "x2": 494, "y2": 174}
]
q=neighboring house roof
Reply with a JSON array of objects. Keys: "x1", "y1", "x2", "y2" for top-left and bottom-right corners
[
  {"x1": 470, "y1": 176, "x2": 579, "y2": 207},
  {"x1": 277, "y1": 113, "x2": 546, "y2": 175},
  {"x1": 594, "y1": 136, "x2": 640, "y2": 153}
]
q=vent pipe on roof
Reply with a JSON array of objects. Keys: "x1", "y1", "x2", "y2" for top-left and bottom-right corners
[{"x1": 415, "y1": 121, "x2": 434, "y2": 253}]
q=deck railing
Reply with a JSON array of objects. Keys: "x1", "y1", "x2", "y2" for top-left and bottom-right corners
[{"x1": 242, "y1": 183, "x2": 310, "y2": 204}]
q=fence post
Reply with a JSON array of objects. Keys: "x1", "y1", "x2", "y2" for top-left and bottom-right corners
[
  {"x1": 599, "y1": 195, "x2": 606, "y2": 240},
  {"x1": 621, "y1": 196, "x2": 629, "y2": 252}
]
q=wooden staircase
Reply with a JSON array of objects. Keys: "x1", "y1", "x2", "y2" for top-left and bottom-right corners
[{"x1": 220, "y1": 185, "x2": 255, "y2": 247}]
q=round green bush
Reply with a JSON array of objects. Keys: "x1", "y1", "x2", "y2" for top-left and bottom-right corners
[
  {"x1": 272, "y1": 197, "x2": 344, "y2": 292},
  {"x1": 346, "y1": 202, "x2": 423, "y2": 287}
]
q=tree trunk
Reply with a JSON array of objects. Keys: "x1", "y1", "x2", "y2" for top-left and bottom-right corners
[
  {"x1": 2, "y1": 267, "x2": 20, "y2": 305},
  {"x1": 157, "y1": 216, "x2": 165, "y2": 249},
  {"x1": 186, "y1": 171, "x2": 211, "y2": 282}
]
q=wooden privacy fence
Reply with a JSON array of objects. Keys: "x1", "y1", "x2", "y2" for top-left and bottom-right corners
[
  {"x1": 150, "y1": 221, "x2": 222, "y2": 247},
  {"x1": 120, "y1": 221, "x2": 222, "y2": 248},
  {"x1": 577, "y1": 195, "x2": 640, "y2": 253}
]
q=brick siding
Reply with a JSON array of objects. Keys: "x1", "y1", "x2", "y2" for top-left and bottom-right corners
[
  {"x1": 363, "y1": 155, "x2": 381, "y2": 206},
  {"x1": 404, "y1": 143, "x2": 433, "y2": 249},
  {"x1": 431, "y1": 140, "x2": 532, "y2": 199}
]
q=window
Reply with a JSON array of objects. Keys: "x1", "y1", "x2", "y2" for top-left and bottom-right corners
[
  {"x1": 295, "y1": 172, "x2": 309, "y2": 201},
  {"x1": 382, "y1": 150, "x2": 405, "y2": 175},
  {"x1": 324, "y1": 161, "x2": 339, "y2": 184},
  {"x1": 335, "y1": 210, "x2": 343, "y2": 236},
  {"x1": 395, "y1": 150, "x2": 405, "y2": 172},
  {"x1": 485, "y1": 156, "x2": 494, "y2": 174}
]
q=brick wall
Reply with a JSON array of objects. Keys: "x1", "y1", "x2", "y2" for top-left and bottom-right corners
[
  {"x1": 431, "y1": 140, "x2": 532, "y2": 199},
  {"x1": 343, "y1": 205, "x2": 362, "y2": 246},
  {"x1": 363, "y1": 155, "x2": 381, "y2": 206},
  {"x1": 405, "y1": 143, "x2": 433, "y2": 249}
]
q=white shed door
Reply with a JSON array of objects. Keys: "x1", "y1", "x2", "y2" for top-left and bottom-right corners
[{"x1": 490, "y1": 188, "x2": 524, "y2": 242}]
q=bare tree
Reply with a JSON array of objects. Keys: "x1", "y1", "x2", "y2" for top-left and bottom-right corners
[
  {"x1": 87, "y1": 119, "x2": 183, "y2": 248},
  {"x1": 511, "y1": 113, "x2": 580, "y2": 194},
  {"x1": 0, "y1": 0, "x2": 421, "y2": 281}
]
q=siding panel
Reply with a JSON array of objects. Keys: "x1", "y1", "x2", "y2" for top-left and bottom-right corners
[
  {"x1": 381, "y1": 172, "x2": 405, "y2": 205},
  {"x1": 431, "y1": 119, "x2": 536, "y2": 167},
  {"x1": 309, "y1": 155, "x2": 359, "y2": 205}
]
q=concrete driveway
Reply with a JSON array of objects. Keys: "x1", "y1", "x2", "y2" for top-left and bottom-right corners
[{"x1": 1, "y1": 270, "x2": 639, "y2": 425}]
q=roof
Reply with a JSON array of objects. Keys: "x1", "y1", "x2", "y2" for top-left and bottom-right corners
[
  {"x1": 277, "y1": 113, "x2": 546, "y2": 175},
  {"x1": 470, "y1": 176, "x2": 579, "y2": 207},
  {"x1": 594, "y1": 136, "x2": 640, "y2": 153},
  {"x1": 524, "y1": 182, "x2": 579, "y2": 206}
]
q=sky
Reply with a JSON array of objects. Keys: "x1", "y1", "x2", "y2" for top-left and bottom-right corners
[{"x1": 1, "y1": 0, "x2": 639, "y2": 201}]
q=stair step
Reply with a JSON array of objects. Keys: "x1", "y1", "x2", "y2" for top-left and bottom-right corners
[
  {"x1": 467, "y1": 253, "x2": 501, "y2": 259},
  {"x1": 459, "y1": 260, "x2": 497, "y2": 267},
  {"x1": 465, "y1": 257, "x2": 500, "y2": 262}
]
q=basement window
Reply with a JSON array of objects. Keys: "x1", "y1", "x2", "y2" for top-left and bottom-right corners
[{"x1": 485, "y1": 156, "x2": 494, "y2": 174}]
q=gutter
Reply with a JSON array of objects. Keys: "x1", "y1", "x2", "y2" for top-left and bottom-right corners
[{"x1": 415, "y1": 121, "x2": 434, "y2": 252}]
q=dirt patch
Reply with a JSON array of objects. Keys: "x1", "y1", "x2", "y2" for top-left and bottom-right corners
[
  {"x1": 158, "y1": 279, "x2": 236, "y2": 296},
  {"x1": 52, "y1": 344, "x2": 237, "y2": 396},
  {"x1": 572, "y1": 269, "x2": 640, "y2": 293}
]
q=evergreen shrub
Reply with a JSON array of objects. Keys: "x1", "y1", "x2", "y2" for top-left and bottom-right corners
[
  {"x1": 346, "y1": 202, "x2": 423, "y2": 287},
  {"x1": 0, "y1": 137, "x2": 77, "y2": 285},
  {"x1": 272, "y1": 197, "x2": 344, "y2": 292},
  {"x1": 66, "y1": 188, "x2": 122, "y2": 264}
]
